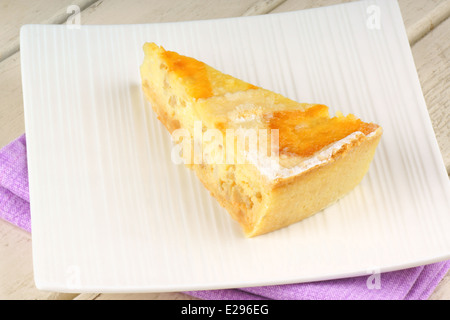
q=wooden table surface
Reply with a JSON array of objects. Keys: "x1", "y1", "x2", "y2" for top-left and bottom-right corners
[{"x1": 0, "y1": 0, "x2": 449, "y2": 300}]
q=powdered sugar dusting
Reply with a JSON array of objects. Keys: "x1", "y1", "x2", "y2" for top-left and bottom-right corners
[{"x1": 246, "y1": 131, "x2": 365, "y2": 180}]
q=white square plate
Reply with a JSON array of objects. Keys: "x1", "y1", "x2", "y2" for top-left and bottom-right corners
[{"x1": 21, "y1": 0, "x2": 450, "y2": 292}]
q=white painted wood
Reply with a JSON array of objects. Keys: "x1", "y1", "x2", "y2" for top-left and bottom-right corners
[
  {"x1": 20, "y1": 0, "x2": 450, "y2": 294},
  {"x1": 0, "y1": 53, "x2": 25, "y2": 149},
  {"x1": 72, "y1": 0, "x2": 262, "y2": 25},
  {"x1": 242, "y1": 0, "x2": 287, "y2": 16},
  {"x1": 74, "y1": 292, "x2": 199, "y2": 300},
  {"x1": 404, "y1": 0, "x2": 450, "y2": 45},
  {"x1": 411, "y1": 17, "x2": 450, "y2": 175},
  {"x1": 0, "y1": 0, "x2": 97, "y2": 62},
  {"x1": 272, "y1": 0, "x2": 450, "y2": 45},
  {"x1": 0, "y1": 0, "x2": 448, "y2": 300},
  {"x1": 0, "y1": 219, "x2": 78, "y2": 299}
]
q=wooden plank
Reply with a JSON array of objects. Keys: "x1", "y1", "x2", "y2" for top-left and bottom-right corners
[
  {"x1": 242, "y1": 0, "x2": 287, "y2": 16},
  {"x1": 0, "y1": 219, "x2": 78, "y2": 299},
  {"x1": 405, "y1": 0, "x2": 450, "y2": 45},
  {"x1": 70, "y1": 0, "x2": 264, "y2": 25},
  {"x1": 411, "y1": 17, "x2": 450, "y2": 174},
  {"x1": 269, "y1": 0, "x2": 352, "y2": 13},
  {"x1": 0, "y1": 0, "x2": 97, "y2": 62},
  {"x1": 74, "y1": 292, "x2": 199, "y2": 300},
  {"x1": 271, "y1": 0, "x2": 450, "y2": 45},
  {"x1": 0, "y1": 54, "x2": 24, "y2": 149}
]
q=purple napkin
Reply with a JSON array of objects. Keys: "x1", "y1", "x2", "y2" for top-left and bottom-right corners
[
  {"x1": 1, "y1": 134, "x2": 449, "y2": 300},
  {"x1": 0, "y1": 134, "x2": 31, "y2": 232}
]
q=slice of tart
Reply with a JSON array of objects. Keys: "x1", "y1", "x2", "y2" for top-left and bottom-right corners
[{"x1": 140, "y1": 42, "x2": 382, "y2": 237}]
